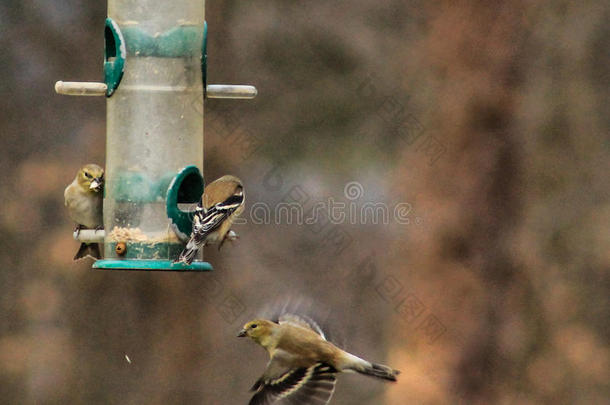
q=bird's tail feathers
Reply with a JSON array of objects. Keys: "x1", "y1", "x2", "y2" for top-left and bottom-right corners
[
  {"x1": 174, "y1": 239, "x2": 203, "y2": 265},
  {"x1": 343, "y1": 354, "x2": 399, "y2": 382},
  {"x1": 74, "y1": 243, "x2": 101, "y2": 260},
  {"x1": 174, "y1": 247, "x2": 198, "y2": 265},
  {"x1": 355, "y1": 362, "x2": 400, "y2": 382}
]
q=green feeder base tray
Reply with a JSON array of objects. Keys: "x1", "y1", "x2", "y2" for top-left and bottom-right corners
[{"x1": 93, "y1": 259, "x2": 213, "y2": 272}]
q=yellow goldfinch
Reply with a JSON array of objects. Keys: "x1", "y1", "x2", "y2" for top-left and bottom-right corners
[
  {"x1": 64, "y1": 164, "x2": 104, "y2": 260},
  {"x1": 175, "y1": 175, "x2": 244, "y2": 264},
  {"x1": 238, "y1": 313, "x2": 399, "y2": 405}
]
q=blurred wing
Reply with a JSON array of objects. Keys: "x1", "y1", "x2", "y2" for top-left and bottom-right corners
[
  {"x1": 278, "y1": 313, "x2": 326, "y2": 340},
  {"x1": 249, "y1": 362, "x2": 336, "y2": 405}
]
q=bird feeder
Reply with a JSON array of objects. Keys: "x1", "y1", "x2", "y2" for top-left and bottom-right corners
[{"x1": 56, "y1": 0, "x2": 256, "y2": 271}]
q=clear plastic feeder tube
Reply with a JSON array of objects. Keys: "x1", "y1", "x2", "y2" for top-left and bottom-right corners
[{"x1": 104, "y1": 0, "x2": 205, "y2": 260}]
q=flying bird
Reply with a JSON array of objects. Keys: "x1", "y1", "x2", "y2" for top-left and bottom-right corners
[
  {"x1": 175, "y1": 175, "x2": 244, "y2": 264},
  {"x1": 64, "y1": 164, "x2": 104, "y2": 260},
  {"x1": 238, "y1": 313, "x2": 400, "y2": 405}
]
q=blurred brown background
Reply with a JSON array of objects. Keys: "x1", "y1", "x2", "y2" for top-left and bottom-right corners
[{"x1": 1, "y1": 1, "x2": 608, "y2": 404}]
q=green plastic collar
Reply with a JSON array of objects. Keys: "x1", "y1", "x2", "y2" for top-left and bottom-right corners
[{"x1": 119, "y1": 24, "x2": 205, "y2": 58}]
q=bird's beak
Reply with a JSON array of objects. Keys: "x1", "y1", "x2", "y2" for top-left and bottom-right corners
[
  {"x1": 90, "y1": 178, "x2": 103, "y2": 192},
  {"x1": 237, "y1": 329, "x2": 247, "y2": 337}
]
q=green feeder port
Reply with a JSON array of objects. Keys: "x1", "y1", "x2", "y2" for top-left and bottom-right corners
[{"x1": 55, "y1": 0, "x2": 256, "y2": 271}]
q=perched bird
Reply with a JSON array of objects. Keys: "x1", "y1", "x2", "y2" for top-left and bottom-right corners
[
  {"x1": 238, "y1": 313, "x2": 400, "y2": 405},
  {"x1": 175, "y1": 175, "x2": 244, "y2": 264},
  {"x1": 64, "y1": 164, "x2": 104, "y2": 260}
]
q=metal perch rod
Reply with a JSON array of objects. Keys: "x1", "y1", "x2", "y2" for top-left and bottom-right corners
[
  {"x1": 73, "y1": 229, "x2": 105, "y2": 244},
  {"x1": 55, "y1": 81, "x2": 257, "y2": 99},
  {"x1": 206, "y1": 84, "x2": 257, "y2": 99},
  {"x1": 55, "y1": 81, "x2": 108, "y2": 96}
]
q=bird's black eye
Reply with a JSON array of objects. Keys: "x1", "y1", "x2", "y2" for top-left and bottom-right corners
[
  {"x1": 84, "y1": 172, "x2": 92, "y2": 179},
  {"x1": 251, "y1": 324, "x2": 257, "y2": 329}
]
